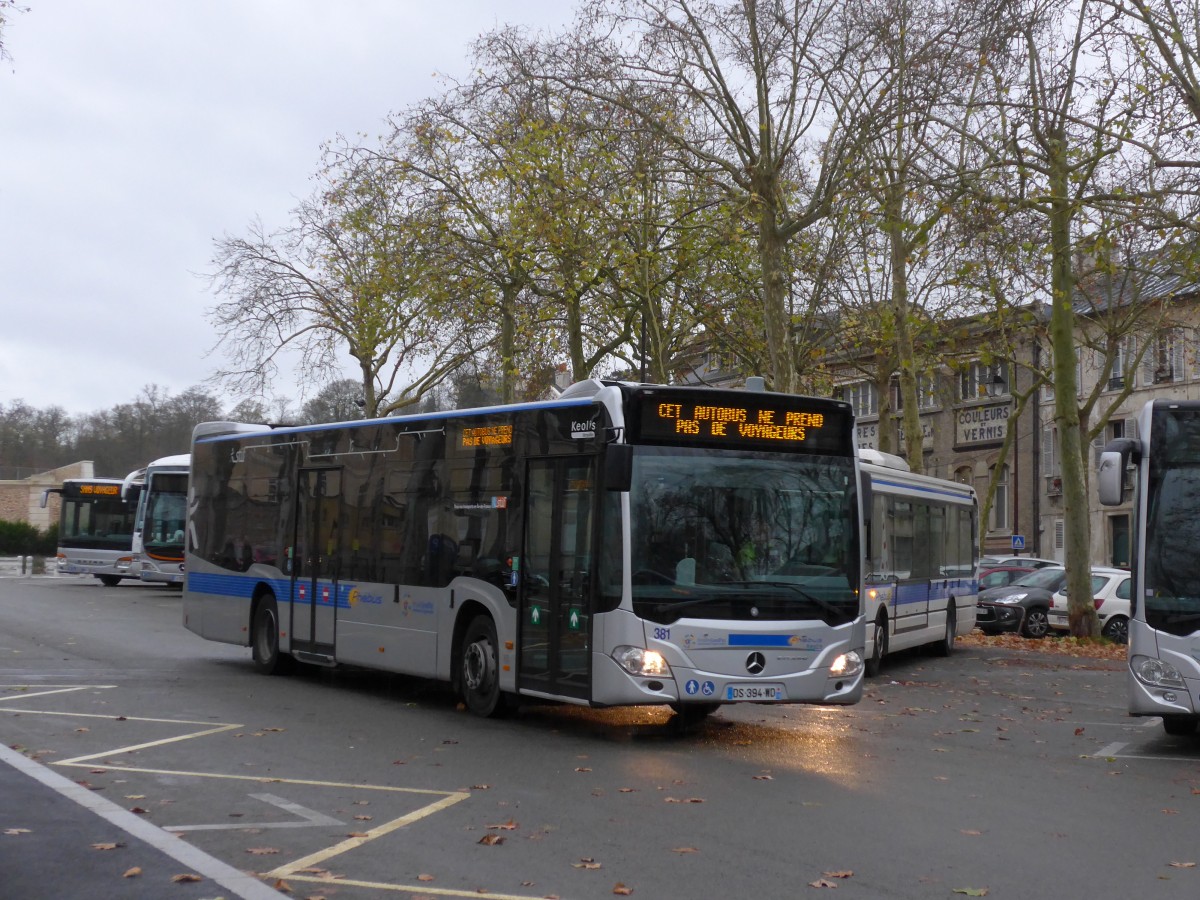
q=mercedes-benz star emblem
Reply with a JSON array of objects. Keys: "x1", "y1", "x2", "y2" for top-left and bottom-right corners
[{"x1": 746, "y1": 652, "x2": 766, "y2": 675}]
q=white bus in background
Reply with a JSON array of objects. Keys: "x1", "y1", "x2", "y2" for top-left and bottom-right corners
[
  {"x1": 859, "y1": 448, "x2": 979, "y2": 675},
  {"x1": 122, "y1": 454, "x2": 190, "y2": 586},
  {"x1": 182, "y1": 381, "x2": 869, "y2": 720},
  {"x1": 1099, "y1": 399, "x2": 1200, "y2": 736},
  {"x1": 40, "y1": 478, "x2": 143, "y2": 586}
]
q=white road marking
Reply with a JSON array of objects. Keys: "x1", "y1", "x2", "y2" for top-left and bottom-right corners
[{"x1": 165, "y1": 792, "x2": 344, "y2": 832}]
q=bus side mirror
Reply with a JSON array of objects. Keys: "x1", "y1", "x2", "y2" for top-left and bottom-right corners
[
  {"x1": 1098, "y1": 438, "x2": 1139, "y2": 506},
  {"x1": 604, "y1": 443, "x2": 632, "y2": 492}
]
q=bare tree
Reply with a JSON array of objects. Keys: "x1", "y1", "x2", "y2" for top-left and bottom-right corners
[{"x1": 208, "y1": 153, "x2": 475, "y2": 417}]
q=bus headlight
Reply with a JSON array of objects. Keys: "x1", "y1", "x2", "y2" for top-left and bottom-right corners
[
  {"x1": 1131, "y1": 655, "x2": 1186, "y2": 689},
  {"x1": 829, "y1": 651, "x2": 864, "y2": 678},
  {"x1": 613, "y1": 646, "x2": 670, "y2": 677}
]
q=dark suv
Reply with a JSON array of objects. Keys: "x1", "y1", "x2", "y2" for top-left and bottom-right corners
[{"x1": 975, "y1": 566, "x2": 1067, "y2": 638}]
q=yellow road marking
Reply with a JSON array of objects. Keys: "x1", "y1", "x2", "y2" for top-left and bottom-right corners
[{"x1": 0, "y1": 685, "x2": 548, "y2": 900}]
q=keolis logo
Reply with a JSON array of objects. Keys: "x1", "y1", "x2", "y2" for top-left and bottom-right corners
[{"x1": 571, "y1": 418, "x2": 596, "y2": 439}]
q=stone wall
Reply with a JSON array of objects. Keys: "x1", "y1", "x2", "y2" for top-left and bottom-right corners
[{"x1": 0, "y1": 462, "x2": 95, "y2": 528}]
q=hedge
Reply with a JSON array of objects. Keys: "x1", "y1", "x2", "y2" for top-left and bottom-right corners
[{"x1": 0, "y1": 520, "x2": 57, "y2": 556}]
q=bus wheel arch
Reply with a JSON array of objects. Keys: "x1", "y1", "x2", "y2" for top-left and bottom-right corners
[
  {"x1": 251, "y1": 588, "x2": 293, "y2": 675},
  {"x1": 865, "y1": 611, "x2": 888, "y2": 676},
  {"x1": 456, "y1": 608, "x2": 511, "y2": 717}
]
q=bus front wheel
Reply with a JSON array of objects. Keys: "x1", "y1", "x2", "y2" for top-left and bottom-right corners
[
  {"x1": 460, "y1": 615, "x2": 509, "y2": 717},
  {"x1": 865, "y1": 614, "x2": 887, "y2": 676},
  {"x1": 934, "y1": 602, "x2": 957, "y2": 657},
  {"x1": 252, "y1": 593, "x2": 292, "y2": 676},
  {"x1": 1162, "y1": 716, "x2": 1198, "y2": 737}
]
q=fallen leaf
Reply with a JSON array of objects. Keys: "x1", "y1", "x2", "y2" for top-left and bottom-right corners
[
  {"x1": 92, "y1": 842, "x2": 123, "y2": 851},
  {"x1": 1170, "y1": 862, "x2": 1197, "y2": 869},
  {"x1": 3, "y1": 828, "x2": 31, "y2": 836},
  {"x1": 960, "y1": 829, "x2": 982, "y2": 836},
  {"x1": 129, "y1": 807, "x2": 149, "y2": 815},
  {"x1": 471, "y1": 784, "x2": 490, "y2": 790},
  {"x1": 478, "y1": 833, "x2": 504, "y2": 845},
  {"x1": 346, "y1": 831, "x2": 369, "y2": 838},
  {"x1": 618, "y1": 788, "x2": 636, "y2": 793},
  {"x1": 418, "y1": 873, "x2": 436, "y2": 882},
  {"x1": 354, "y1": 815, "x2": 373, "y2": 821},
  {"x1": 573, "y1": 859, "x2": 602, "y2": 870},
  {"x1": 487, "y1": 819, "x2": 518, "y2": 830},
  {"x1": 671, "y1": 847, "x2": 699, "y2": 854},
  {"x1": 1074, "y1": 727, "x2": 1085, "y2": 736},
  {"x1": 575, "y1": 767, "x2": 593, "y2": 773},
  {"x1": 823, "y1": 871, "x2": 853, "y2": 879},
  {"x1": 274, "y1": 878, "x2": 293, "y2": 892},
  {"x1": 246, "y1": 847, "x2": 280, "y2": 855},
  {"x1": 171, "y1": 873, "x2": 202, "y2": 883},
  {"x1": 952, "y1": 889, "x2": 989, "y2": 897},
  {"x1": 613, "y1": 884, "x2": 633, "y2": 895},
  {"x1": 753, "y1": 774, "x2": 774, "y2": 781},
  {"x1": 123, "y1": 867, "x2": 142, "y2": 878},
  {"x1": 808, "y1": 878, "x2": 839, "y2": 888},
  {"x1": 125, "y1": 794, "x2": 145, "y2": 800}
]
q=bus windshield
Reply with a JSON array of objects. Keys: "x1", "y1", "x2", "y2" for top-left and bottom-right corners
[
  {"x1": 629, "y1": 446, "x2": 858, "y2": 626},
  {"x1": 1145, "y1": 407, "x2": 1200, "y2": 635},
  {"x1": 143, "y1": 473, "x2": 189, "y2": 555}
]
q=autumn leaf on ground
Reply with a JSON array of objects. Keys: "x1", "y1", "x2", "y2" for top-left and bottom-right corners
[
  {"x1": 273, "y1": 877, "x2": 292, "y2": 892},
  {"x1": 822, "y1": 871, "x2": 853, "y2": 879},
  {"x1": 573, "y1": 859, "x2": 601, "y2": 869},
  {"x1": 92, "y1": 842, "x2": 123, "y2": 850},
  {"x1": 613, "y1": 883, "x2": 633, "y2": 895},
  {"x1": 129, "y1": 807, "x2": 149, "y2": 815},
  {"x1": 753, "y1": 774, "x2": 774, "y2": 780},
  {"x1": 122, "y1": 867, "x2": 142, "y2": 878},
  {"x1": 1170, "y1": 862, "x2": 1197, "y2": 868},
  {"x1": 478, "y1": 833, "x2": 504, "y2": 845},
  {"x1": 808, "y1": 878, "x2": 839, "y2": 888},
  {"x1": 618, "y1": 788, "x2": 636, "y2": 793},
  {"x1": 354, "y1": 815, "x2": 373, "y2": 821},
  {"x1": 960, "y1": 829, "x2": 982, "y2": 836},
  {"x1": 171, "y1": 873, "x2": 202, "y2": 883},
  {"x1": 671, "y1": 847, "x2": 699, "y2": 854},
  {"x1": 487, "y1": 819, "x2": 518, "y2": 830},
  {"x1": 471, "y1": 784, "x2": 490, "y2": 790},
  {"x1": 245, "y1": 847, "x2": 280, "y2": 855},
  {"x1": 575, "y1": 767, "x2": 592, "y2": 772},
  {"x1": 952, "y1": 889, "x2": 989, "y2": 896},
  {"x1": 4, "y1": 828, "x2": 31, "y2": 836},
  {"x1": 418, "y1": 873, "x2": 436, "y2": 881}
]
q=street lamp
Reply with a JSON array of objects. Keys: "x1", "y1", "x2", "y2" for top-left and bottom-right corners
[{"x1": 985, "y1": 371, "x2": 1007, "y2": 398}]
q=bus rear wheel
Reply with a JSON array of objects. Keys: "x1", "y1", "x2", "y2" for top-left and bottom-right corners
[
  {"x1": 460, "y1": 615, "x2": 509, "y2": 717},
  {"x1": 97, "y1": 575, "x2": 121, "y2": 587},
  {"x1": 865, "y1": 614, "x2": 887, "y2": 676},
  {"x1": 934, "y1": 602, "x2": 957, "y2": 656},
  {"x1": 252, "y1": 593, "x2": 292, "y2": 676},
  {"x1": 1162, "y1": 715, "x2": 1199, "y2": 736}
]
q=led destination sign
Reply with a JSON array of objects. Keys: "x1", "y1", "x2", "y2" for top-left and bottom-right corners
[{"x1": 633, "y1": 390, "x2": 852, "y2": 453}]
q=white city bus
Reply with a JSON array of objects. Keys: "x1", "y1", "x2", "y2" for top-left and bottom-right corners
[
  {"x1": 1099, "y1": 399, "x2": 1200, "y2": 735},
  {"x1": 40, "y1": 478, "x2": 143, "y2": 585},
  {"x1": 859, "y1": 449, "x2": 978, "y2": 675},
  {"x1": 122, "y1": 454, "x2": 189, "y2": 586},
  {"x1": 183, "y1": 380, "x2": 868, "y2": 719}
]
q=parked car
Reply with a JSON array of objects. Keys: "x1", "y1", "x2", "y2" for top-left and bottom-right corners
[
  {"x1": 976, "y1": 555, "x2": 1059, "y2": 574},
  {"x1": 978, "y1": 566, "x2": 1037, "y2": 590},
  {"x1": 1048, "y1": 566, "x2": 1132, "y2": 643},
  {"x1": 975, "y1": 566, "x2": 1067, "y2": 638}
]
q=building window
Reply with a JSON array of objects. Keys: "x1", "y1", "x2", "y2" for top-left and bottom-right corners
[
  {"x1": 840, "y1": 381, "x2": 878, "y2": 418},
  {"x1": 892, "y1": 375, "x2": 937, "y2": 411},
  {"x1": 954, "y1": 465, "x2": 973, "y2": 486},
  {"x1": 1108, "y1": 337, "x2": 1137, "y2": 390},
  {"x1": 989, "y1": 463, "x2": 1009, "y2": 532},
  {"x1": 1146, "y1": 329, "x2": 1184, "y2": 384},
  {"x1": 960, "y1": 361, "x2": 1008, "y2": 401},
  {"x1": 1042, "y1": 424, "x2": 1062, "y2": 495}
]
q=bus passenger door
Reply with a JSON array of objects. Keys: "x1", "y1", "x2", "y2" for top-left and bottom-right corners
[
  {"x1": 518, "y1": 457, "x2": 596, "y2": 701},
  {"x1": 291, "y1": 468, "x2": 341, "y2": 661}
]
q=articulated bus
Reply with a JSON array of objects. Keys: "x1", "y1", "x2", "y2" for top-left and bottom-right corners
[
  {"x1": 122, "y1": 454, "x2": 190, "y2": 586},
  {"x1": 858, "y1": 449, "x2": 978, "y2": 675},
  {"x1": 1099, "y1": 399, "x2": 1200, "y2": 736},
  {"x1": 183, "y1": 380, "x2": 868, "y2": 719},
  {"x1": 40, "y1": 478, "x2": 143, "y2": 585}
]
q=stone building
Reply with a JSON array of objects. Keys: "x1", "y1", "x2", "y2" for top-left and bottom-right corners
[{"x1": 0, "y1": 461, "x2": 94, "y2": 529}]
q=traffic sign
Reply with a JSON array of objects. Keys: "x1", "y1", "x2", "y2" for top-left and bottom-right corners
[{"x1": 1011, "y1": 534, "x2": 1026, "y2": 551}]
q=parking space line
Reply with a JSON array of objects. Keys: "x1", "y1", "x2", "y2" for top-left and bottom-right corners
[
  {"x1": 165, "y1": 793, "x2": 344, "y2": 832},
  {"x1": 1094, "y1": 741, "x2": 1129, "y2": 757},
  {"x1": 0, "y1": 684, "x2": 115, "y2": 703},
  {"x1": 277, "y1": 873, "x2": 561, "y2": 900}
]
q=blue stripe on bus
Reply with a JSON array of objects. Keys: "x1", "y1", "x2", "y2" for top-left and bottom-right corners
[
  {"x1": 728, "y1": 634, "x2": 804, "y2": 647},
  {"x1": 869, "y1": 476, "x2": 975, "y2": 501},
  {"x1": 186, "y1": 572, "x2": 360, "y2": 608},
  {"x1": 868, "y1": 579, "x2": 977, "y2": 607}
]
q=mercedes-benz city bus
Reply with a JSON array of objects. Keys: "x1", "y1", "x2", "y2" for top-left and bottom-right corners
[
  {"x1": 183, "y1": 380, "x2": 868, "y2": 720},
  {"x1": 40, "y1": 478, "x2": 143, "y2": 585},
  {"x1": 123, "y1": 454, "x2": 189, "y2": 586},
  {"x1": 1099, "y1": 399, "x2": 1200, "y2": 735}
]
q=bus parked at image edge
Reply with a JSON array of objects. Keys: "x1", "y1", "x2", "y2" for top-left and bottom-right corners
[
  {"x1": 122, "y1": 454, "x2": 189, "y2": 586},
  {"x1": 1100, "y1": 399, "x2": 1200, "y2": 736},
  {"x1": 182, "y1": 379, "x2": 869, "y2": 719},
  {"x1": 40, "y1": 477, "x2": 143, "y2": 585}
]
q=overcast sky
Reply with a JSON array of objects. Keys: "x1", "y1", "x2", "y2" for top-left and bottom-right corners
[{"x1": 0, "y1": 1, "x2": 575, "y2": 418}]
